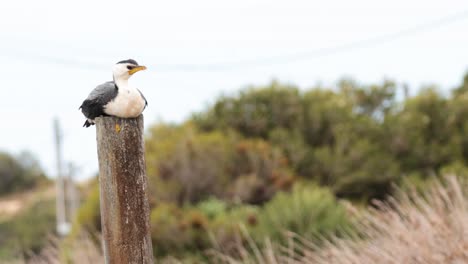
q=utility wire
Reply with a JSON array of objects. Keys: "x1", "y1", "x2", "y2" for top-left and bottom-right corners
[
  {"x1": 3, "y1": 9, "x2": 468, "y2": 72},
  {"x1": 154, "y1": 9, "x2": 468, "y2": 71}
]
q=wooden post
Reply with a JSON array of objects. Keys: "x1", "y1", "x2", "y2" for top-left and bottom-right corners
[{"x1": 96, "y1": 115, "x2": 154, "y2": 264}]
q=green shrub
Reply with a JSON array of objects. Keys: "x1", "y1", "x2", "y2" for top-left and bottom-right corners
[
  {"x1": 196, "y1": 198, "x2": 228, "y2": 219},
  {"x1": 146, "y1": 124, "x2": 296, "y2": 206},
  {"x1": 193, "y1": 81, "x2": 303, "y2": 138},
  {"x1": 149, "y1": 200, "x2": 259, "y2": 258},
  {"x1": 150, "y1": 203, "x2": 212, "y2": 257},
  {"x1": 0, "y1": 151, "x2": 48, "y2": 196},
  {"x1": 255, "y1": 183, "x2": 353, "y2": 244},
  {"x1": 145, "y1": 124, "x2": 236, "y2": 204},
  {"x1": 306, "y1": 136, "x2": 400, "y2": 201},
  {"x1": 229, "y1": 138, "x2": 295, "y2": 204}
]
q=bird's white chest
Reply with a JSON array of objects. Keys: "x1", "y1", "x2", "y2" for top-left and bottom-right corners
[{"x1": 104, "y1": 88, "x2": 145, "y2": 118}]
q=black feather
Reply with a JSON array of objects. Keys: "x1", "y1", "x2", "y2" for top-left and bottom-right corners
[
  {"x1": 80, "y1": 81, "x2": 118, "y2": 128},
  {"x1": 116, "y1": 59, "x2": 138, "y2": 65},
  {"x1": 83, "y1": 120, "x2": 94, "y2": 127}
]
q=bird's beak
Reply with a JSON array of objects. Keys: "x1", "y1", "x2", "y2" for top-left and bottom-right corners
[{"x1": 128, "y1": 65, "x2": 147, "y2": 75}]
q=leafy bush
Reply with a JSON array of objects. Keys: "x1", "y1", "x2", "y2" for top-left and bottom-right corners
[
  {"x1": 255, "y1": 183, "x2": 353, "y2": 244},
  {"x1": 193, "y1": 81, "x2": 303, "y2": 138},
  {"x1": 0, "y1": 151, "x2": 48, "y2": 196},
  {"x1": 146, "y1": 124, "x2": 296, "y2": 205},
  {"x1": 146, "y1": 124, "x2": 236, "y2": 204},
  {"x1": 229, "y1": 138, "x2": 295, "y2": 204},
  {"x1": 150, "y1": 203, "x2": 194, "y2": 256},
  {"x1": 149, "y1": 200, "x2": 253, "y2": 258}
]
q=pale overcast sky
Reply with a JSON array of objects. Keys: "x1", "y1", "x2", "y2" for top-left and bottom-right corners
[{"x1": 1, "y1": 0, "x2": 468, "y2": 180}]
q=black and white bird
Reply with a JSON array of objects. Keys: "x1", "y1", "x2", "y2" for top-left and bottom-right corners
[{"x1": 79, "y1": 59, "x2": 148, "y2": 127}]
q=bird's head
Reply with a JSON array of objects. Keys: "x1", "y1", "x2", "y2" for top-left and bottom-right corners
[{"x1": 112, "y1": 59, "x2": 147, "y2": 81}]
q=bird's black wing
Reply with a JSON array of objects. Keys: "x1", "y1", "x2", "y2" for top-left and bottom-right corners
[
  {"x1": 79, "y1": 81, "x2": 118, "y2": 121},
  {"x1": 137, "y1": 89, "x2": 148, "y2": 109}
]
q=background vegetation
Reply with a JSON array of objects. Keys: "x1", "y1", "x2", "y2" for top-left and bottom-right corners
[
  {"x1": 0, "y1": 152, "x2": 48, "y2": 196},
  {"x1": 2, "y1": 72, "x2": 468, "y2": 262}
]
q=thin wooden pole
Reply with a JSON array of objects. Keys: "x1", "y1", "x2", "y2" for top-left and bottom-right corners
[
  {"x1": 53, "y1": 118, "x2": 68, "y2": 236},
  {"x1": 96, "y1": 115, "x2": 154, "y2": 264},
  {"x1": 67, "y1": 163, "x2": 79, "y2": 221}
]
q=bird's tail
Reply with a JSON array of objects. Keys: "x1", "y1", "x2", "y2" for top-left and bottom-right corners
[{"x1": 83, "y1": 120, "x2": 94, "y2": 128}]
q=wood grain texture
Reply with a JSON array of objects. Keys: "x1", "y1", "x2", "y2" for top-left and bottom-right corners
[{"x1": 96, "y1": 115, "x2": 154, "y2": 264}]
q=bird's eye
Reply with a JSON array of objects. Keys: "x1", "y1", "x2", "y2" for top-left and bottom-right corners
[{"x1": 127, "y1": 65, "x2": 134, "y2": 70}]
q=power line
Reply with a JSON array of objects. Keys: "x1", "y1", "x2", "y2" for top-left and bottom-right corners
[
  {"x1": 153, "y1": 9, "x2": 468, "y2": 71},
  {"x1": 3, "y1": 9, "x2": 468, "y2": 72}
]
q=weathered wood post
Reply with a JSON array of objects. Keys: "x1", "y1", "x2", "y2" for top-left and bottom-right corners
[{"x1": 95, "y1": 115, "x2": 154, "y2": 264}]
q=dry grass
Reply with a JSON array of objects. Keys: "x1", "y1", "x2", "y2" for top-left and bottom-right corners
[
  {"x1": 211, "y1": 176, "x2": 468, "y2": 264},
  {"x1": 14, "y1": 233, "x2": 104, "y2": 264},
  {"x1": 13, "y1": 176, "x2": 468, "y2": 264}
]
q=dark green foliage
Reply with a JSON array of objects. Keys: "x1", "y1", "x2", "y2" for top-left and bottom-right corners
[
  {"x1": 311, "y1": 138, "x2": 400, "y2": 200},
  {"x1": 387, "y1": 88, "x2": 454, "y2": 173},
  {"x1": 193, "y1": 81, "x2": 303, "y2": 138},
  {"x1": 0, "y1": 151, "x2": 48, "y2": 196},
  {"x1": 193, "y1": 79, "x2": 404, "y2": 200},
  {"x1": 191, "y1": 75, "x2": 468, "y2": 200},
  {"x1": 339, "y1": 79, "x2": 397, "y2": 118}
]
